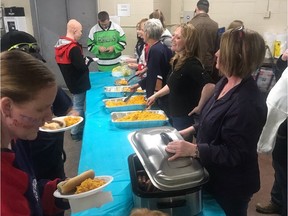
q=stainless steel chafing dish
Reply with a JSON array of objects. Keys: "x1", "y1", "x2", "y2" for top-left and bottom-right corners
[{"x1": 128, "y1": 126, "x2": 209, "y2": 216}]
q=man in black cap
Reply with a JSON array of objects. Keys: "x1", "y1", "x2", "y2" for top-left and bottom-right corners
[
  {"x1": 1, "y1": 31, "x2": 74, "y2": 216},
  {"x1": 189, "y1": 0, "x2": 219, "y2": 82},
  {"x1": 1, "y1": 30, "x2": 46, "y2": 62}
]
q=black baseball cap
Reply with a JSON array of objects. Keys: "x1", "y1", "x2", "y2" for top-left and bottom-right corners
[{"x1": 1, "y1": 30, "x2": 46, "y2": 62}]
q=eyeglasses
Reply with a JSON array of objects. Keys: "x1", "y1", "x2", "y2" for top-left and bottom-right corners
[
  {"x1": 230, "y1": 26, "x2": 245, "y2": 39},
  {"x1": 230, "y1": 26, "x2": 245, "y2": 48},
  {"x1": 8, "y1": 43, "x2": 40, "y2": 53}
]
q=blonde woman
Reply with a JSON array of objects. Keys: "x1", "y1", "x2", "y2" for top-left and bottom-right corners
[{"x1": 147, "y1": 23, "x2": 211, "y2": 131}]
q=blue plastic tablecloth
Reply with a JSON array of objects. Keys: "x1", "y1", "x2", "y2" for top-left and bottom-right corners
[{"x1": 73, "y1": 72, "x2": 225, "y2": 216}]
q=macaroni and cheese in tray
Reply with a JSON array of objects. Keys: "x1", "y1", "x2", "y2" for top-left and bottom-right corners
[
  {"x1": 104, "y1": 86, "x2": 145, "y2": 98},
  {"x1": 111, "y1": 110, "x2": 168, "y2": 129},
  {"x1": 103, "y1": 95, "x2": 146, "y2": 112}
]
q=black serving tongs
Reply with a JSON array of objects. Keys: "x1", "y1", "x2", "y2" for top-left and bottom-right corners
[
  {"x1": 115, "y1": 74, "x2": 139, "y2": 86},
  {"x1": 122, "y1": 90, "x2": 137, "y2": 102},
  {"x1": 126, "y1": 74, "x2": 138, "y2": 83},
  {"x1": 115, "y1": 71, "x2": 147, "y2": 86},
  {"x1": 126, "y1": 71, "x2": 147, "y2": 84}
]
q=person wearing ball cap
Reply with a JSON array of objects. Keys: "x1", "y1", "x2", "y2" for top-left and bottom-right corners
[
  {"x1": 1, "y1": 30, "x2": 74, "y2": 216},
  {"x1": 1, "y1": 30, "x2": 46, "y2": 62}
]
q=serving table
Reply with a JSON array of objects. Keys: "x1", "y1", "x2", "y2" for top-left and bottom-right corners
[{"x1": 73, "y1": 72, "x2": 225, "y2": 216}]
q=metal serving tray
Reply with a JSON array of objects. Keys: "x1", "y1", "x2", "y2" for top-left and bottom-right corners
[
  {"x1": 103, "y1": 97, "x2": 146, "y2": 112},
  {"x1": 104, "y1": 86, "x2": 145, "y2": 98},
  {"x1": 128, "y1": 126, "x2": 209, "y2": 191},
  {"x1": 111, "y1": 110, "x2": 168, "y2": 129}
]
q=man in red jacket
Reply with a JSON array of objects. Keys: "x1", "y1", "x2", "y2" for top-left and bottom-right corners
[{"x1": 55, "y1": 19, "x2": 91, "y2": 141}]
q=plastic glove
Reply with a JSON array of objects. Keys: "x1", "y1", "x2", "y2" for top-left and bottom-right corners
[{"x1": 85, "y1": 56, "x2": 94, "y2": 66}]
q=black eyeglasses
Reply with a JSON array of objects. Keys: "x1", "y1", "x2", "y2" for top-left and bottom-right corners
[{"x1": 8, "y1": 43, "x2": 40, "y2": 53}]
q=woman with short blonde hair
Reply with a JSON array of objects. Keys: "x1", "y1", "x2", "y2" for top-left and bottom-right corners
[{"x1": 165, "y1": 27, "x2": 267, "y2": 216}]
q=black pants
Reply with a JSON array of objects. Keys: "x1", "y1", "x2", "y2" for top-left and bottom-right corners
[
  {"x1": 215, "y1": 195, "x2": 251, "y2": 216},
  {"x1": 156, "y1": 95, "x2": 170, "y2": 118},
  {"x1": 271, "y1": 120, "x2": 287, "y2": 216}
]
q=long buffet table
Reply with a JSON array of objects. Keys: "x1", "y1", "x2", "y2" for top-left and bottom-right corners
[{"x1": 73, "y1": 72, "x2": 225, "y2": 216}]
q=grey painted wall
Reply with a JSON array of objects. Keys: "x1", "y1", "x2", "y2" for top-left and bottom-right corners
[{"x1": 30, "y1": 0, "x2": 98, "y2": 88}]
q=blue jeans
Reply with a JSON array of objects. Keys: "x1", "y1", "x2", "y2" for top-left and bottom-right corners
[{"x1": 71, "y1": 92, "x2": 86, "y2": 135}]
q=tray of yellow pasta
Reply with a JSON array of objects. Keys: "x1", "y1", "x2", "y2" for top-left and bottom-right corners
[
  {"x1": 103, "y1": 95, "x2": 147, "y2": 112},
  {"x1": 104, "y1": 86, "x2": 145, "y2": 98},
  {"x1": 111, "y1": 110, "x2": 169, "y2": 129}
]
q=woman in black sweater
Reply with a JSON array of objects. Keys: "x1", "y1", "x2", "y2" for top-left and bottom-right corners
[{"x1": 147, "y1": 23, "x2": 211, "y2": 130}]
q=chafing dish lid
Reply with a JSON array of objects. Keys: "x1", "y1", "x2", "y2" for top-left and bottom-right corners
[{"x1": 128, "y1": 126, "x2": 209, "y2": 191}]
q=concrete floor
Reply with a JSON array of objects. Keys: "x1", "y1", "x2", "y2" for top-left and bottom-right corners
[
  {"x1": 62, "y1": 130, "x2": 279, "y2": 216},
  {"x1": 63, "y1": 132, "x2": 82, "y2": 216},
  {"x1": 249, "y1": 154, "x2": 280, "y2": 216}
]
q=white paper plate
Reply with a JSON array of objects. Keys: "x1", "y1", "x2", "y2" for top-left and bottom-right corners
[
  {"x1": 53, "y1": 176, "x2": 113, "y2": 199},
  {"x1": 39, "y1": 116, "x2": 83, "y2": 133}
]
